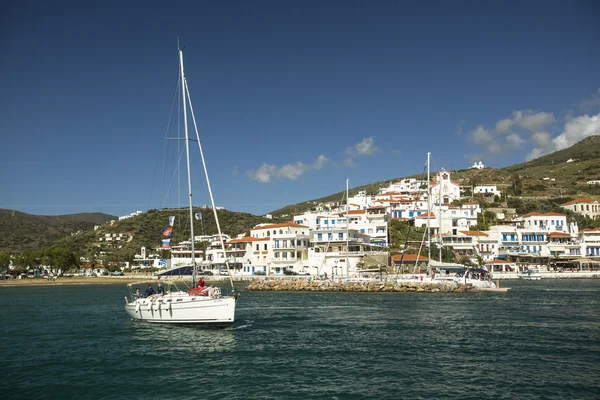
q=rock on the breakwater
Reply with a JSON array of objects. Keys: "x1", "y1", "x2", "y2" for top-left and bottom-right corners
[{"x1": 246, "y1": 279, "x2": 477, "y2": 293}]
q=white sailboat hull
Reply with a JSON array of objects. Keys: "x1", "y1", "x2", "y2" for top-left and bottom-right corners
[{"x1": 125, "y1": 291, "x2": 236, "y2": 326}]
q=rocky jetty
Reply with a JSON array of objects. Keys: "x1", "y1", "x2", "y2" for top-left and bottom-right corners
[{"x1": 246, "y1": 279, "x2": 480, "y2": 293}]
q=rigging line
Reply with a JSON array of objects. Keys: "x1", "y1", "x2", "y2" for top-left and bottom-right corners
[
  {"x1": 158, "y1": 70, "x2": 184, "y2": 210},
  {"x1": 185, "y1": 77, "x2": 235, "y2": 292},
  {"x1": 396, "y1": 160, "x2": 429, "y2": 274}
]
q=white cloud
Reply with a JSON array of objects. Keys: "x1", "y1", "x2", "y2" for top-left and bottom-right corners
[
  {"x1": 531, "y1": 131, "x2": 551, "y2": 147},
  {"x1": 468, "y1": 125, "x2": 501, "y2": 154},
  {"x1": 526, "y1": 113, "x2": 600, "y2": 160},
  {"x1": 278, "y1": 161, "x2": 307, "y2": 180},
  {"x1": 495, "y1": 118, "x2": 514, "y2": 133},
  {"x1": 506, "y1": 134, "x2": 525, "y2": 148},
  {"x1": 247, "y1": 163, "x2": 277, "y2": 183},
  {"x1": 552, "y1": 114, "x2": 600, "y2": 150},
  {"x1": 344, "y1": 137, "x2": 379, "y2": 166},
  {"x1": 525, "y1": 147, "x2": 545, "y2": 161},
  {"x1": 346, "y1": 137, "x2": 379, "y2": 157},
  {"x1": 246, "y1": 155, "x2": 329, "y2": 183},
  {"x1": 494, "y1": 110, "x2": 554, "y2": 133},
  {"x1": 517, "y1": 112, "x2": 555, "y2": 132},
  {"x1": 312, "y1": 154, "x2": 328, "y2": 170}
]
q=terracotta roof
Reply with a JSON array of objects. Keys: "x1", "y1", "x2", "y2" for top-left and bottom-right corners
[
  {"x1": 562, "y1": 198, "x2": 596, "y2": 205},
  {"x1": 228, "y1": 236, "x2": 269, "y2": 243},
  {"x1": 253, "y1": 222, "x2": 309, "y2": 230},
  {"x1": 459, "y1": 230, "x2": 489, "y2": 237},
  {"x1": 485, "y1": 259, "x2": 514, "y2": 264},
  {"x1": 580, "y1": 228, "x2": 600, "y2": 233},
  {"x1": 347, "y1": 210, "x2": 366, "y2": 215},
  {"x1": 415, "y1": 212, "x2": 435, "y2": 218},
  {"x1": 368, "y1": 206, "x2": 386, "y2": 210},
  {"x1": 547, "y1": 232, "x2": 572, "y2": 238},
  {"x1": 521, "y1": 212, "x2": 566, "y2": 218},
  {"x1": 391, "y1": 253, "x2": 429, "y2": 262},
  {"x1": 521, "y1": 212, "x2": 544, "y2": 217}
]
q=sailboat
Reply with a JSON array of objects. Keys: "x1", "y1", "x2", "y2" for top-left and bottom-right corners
[{"x1": 124, "y1": 48, "x2": 239, "y2": 325}]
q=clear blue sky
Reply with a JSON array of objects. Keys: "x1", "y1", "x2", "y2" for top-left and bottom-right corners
[{"x1": 2, "y1": 0, "x2": 599, "y2": 217}]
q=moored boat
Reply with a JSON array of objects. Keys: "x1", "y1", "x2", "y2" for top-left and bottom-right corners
[{"x1": 124, "y1": 47, "x2": 239, "y2": 326}]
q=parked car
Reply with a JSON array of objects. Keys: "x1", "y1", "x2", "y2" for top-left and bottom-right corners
[
  {"x1": 197, "y1": 270, "x2": 214, "y2": 276},
  {"x1": 283, "y1": 270, "x2": 298, "y2": 275},
  {"x1": 254, "y1": 270, "x2": 266, "y2": 276},
  {"x1": 111, "y1": 271, "x2": 124, "y2": 276}
]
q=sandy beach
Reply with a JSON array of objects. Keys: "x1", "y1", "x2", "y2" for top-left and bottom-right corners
[{"x1": 0, "y1": 276, "x2": 187, "y2": 287}]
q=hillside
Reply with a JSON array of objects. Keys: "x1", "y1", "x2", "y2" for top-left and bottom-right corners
[
  {"x1": 269, "y1": 136, "x2": 600, "y2": 217},
  {"x1": 2, "y1": 136, "x2": 599, "y2": 256},
  {"x1": 0, "y1": 210, "x2": 115, "y2": 252},
  {"x1": 50, "y1": 208, "x2": 281, "y2": 260}
]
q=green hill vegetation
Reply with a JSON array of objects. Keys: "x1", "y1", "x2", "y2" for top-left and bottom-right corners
[
  {"x1": 2, "y1": 136, "x2": 599, "y2": 268},
  {"x1": 0, "y1": 209, "x2": 115, "y2": 251},
  {"x1": 49, "y1": 208, "x2": 281, "y2": 265},
  {"x1": 270, "y1": 136, "x2": 600, "y2": 217}
]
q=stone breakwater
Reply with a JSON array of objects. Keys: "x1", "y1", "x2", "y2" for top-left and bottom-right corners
[{"x1": 247, "y1": 280, "x2": 480, "y2": 293}]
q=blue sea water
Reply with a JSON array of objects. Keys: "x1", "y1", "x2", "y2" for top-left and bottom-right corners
[{"x1": 1, "y1": 279, "x2": 599, "y2": 399}]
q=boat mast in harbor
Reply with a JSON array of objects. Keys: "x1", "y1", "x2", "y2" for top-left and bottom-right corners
[{"x1": 427, "y1": 152, "x2": 431, "y2": 272}]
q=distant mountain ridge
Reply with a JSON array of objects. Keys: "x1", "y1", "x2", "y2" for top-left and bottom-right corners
[
  {"x1": 2, "y1": 136, "x2": 598, "y2": 255},
  {"x1": 0, "y1": 209, "x2": 116, "y2": 251},
  {"x1": 269, "y1": 136, "x2": 600, "y2": 217}
]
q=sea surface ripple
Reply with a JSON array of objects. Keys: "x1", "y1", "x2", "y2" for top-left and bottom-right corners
[{"x1": 1, "y1": 279, "x2": 599, "y2": 399}]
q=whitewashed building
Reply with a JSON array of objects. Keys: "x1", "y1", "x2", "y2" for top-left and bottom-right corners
[
  {"x1": 474, "y1": 185, "x2": 502, "y2": 198},
  {"x1": 430, "y1": 169, "x2": 461, "y2": 204},
  {"x1": 561, "y1": 198, "x2": 600, "y2": 219}
]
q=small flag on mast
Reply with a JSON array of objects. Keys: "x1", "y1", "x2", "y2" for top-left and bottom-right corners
[
  {"x1": 162, "y1": 227, "x2": 173, "y2": 237},
  {"x1": 169, "y1": 216, "x2": 175, "y2": 226},
  {"x1": 195, "y1": 213, "x2": 202, "y2": 221},
  {"x1": 162, "y1": 239, "x2": 171, "y2": 249}
]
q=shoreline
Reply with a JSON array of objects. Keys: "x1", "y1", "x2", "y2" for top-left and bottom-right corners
[{"x1": 1, "y1": 270, "x2": 599, "y2": 287}]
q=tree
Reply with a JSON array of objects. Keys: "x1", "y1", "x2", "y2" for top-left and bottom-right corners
[
  {"x1": 0, "y1": 254, "x2": 10, "y2": 270},
  {"x1": 511, "y1": 174, "x2": 523, "y2": 196}
]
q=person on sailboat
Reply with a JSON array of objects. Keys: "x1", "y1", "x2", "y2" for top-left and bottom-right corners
[
  {"x1": 207, "y1": 284, "x2": 217, "y2": 298},
  {"x1": 197, "y1": 278, "x2": 205, "y2": 288},
  {"x1": 144, "y1": 285, "x2": 156, "y2": 297},
  {"x1": 156, "y1": 282, "x2": 165, "y2": 295}
]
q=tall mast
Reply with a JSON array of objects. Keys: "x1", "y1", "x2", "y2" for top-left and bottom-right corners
[
  {"x1": 346, "y1": 178, "x2": 349, "y2": 278},
  {"x1": 179, "y1": 49, "x2": 197, "y2": 286},
  {"x1": 438, "y1": 171, "x2": 443, "y2": 262},
  {"x1": 427, "y1": 152, "x2": 431, "y2": 269}
]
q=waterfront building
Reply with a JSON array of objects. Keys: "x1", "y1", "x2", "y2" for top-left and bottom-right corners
[
  {"x1": 250, "y1": 222, "x2": 311, "y2": 275},
  {"x1": 579, "y1": 228, "x2": 600, "y2": 257},
  {"x1": 170, "y1": 242, "x2": 204, "y2": 267},
  {"x1": 547, "y1": 232, "x2": 581, "y2": 258},
  {"x1": 306, "y1": 227, "x2": 387, "y2": 277},
  {"x1": 560, "y1": 198, "x2": 600, "y2": 219}
]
